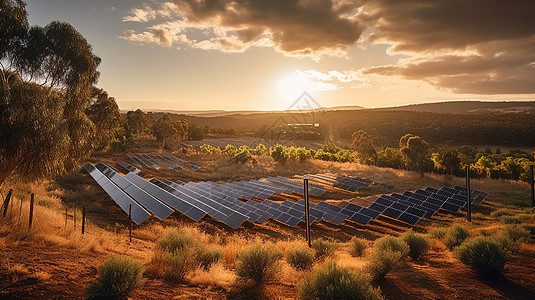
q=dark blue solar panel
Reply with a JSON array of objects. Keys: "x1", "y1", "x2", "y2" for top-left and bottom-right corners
[
  {"x1": 359, "y1": 207, "x2": 381, "y2": 219},
  {"x1": 347, "y1": 213, "x2": 371, "y2": 225},
  {"x1": 383, "y1": 207, "x2": 403, "y2": 219},
  {"x1": 398, "y1": 212, "x2": 420, "y2": 225}
]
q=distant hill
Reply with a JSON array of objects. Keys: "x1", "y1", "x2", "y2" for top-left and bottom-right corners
[{"x1": 383, "y1": 101, "x2": 535, "y2": 114}]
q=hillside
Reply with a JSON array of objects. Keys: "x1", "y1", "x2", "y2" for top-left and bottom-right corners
[{"x1": 383, "y1": 101, "x2": 535, "y2": 114}]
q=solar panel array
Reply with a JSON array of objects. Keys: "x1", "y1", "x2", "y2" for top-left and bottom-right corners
[
  {"x1": 297, "y1": 173, "x2": 395, "y2": 193},
  {"x1": 118, "y1": 162, "x2": 140, "y2": 174},
  {"x1": 84, "y1": 163, "x2": 487, "y2": 229},
  {"x1": 127, "y1": 153, "x2": 203, "y2": 171}
]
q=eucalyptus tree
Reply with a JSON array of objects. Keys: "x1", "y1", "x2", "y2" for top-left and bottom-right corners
[
  {"x1": 350, "y1": 130, "x2": 377, "y2": 164},
  {"x1": 0, "y1": 0, "x2": 101, "y2": 186},
  {"x1": 400, "y1": 134, "x2": 433, "y2": 177},
  {"x1": 86, "y1": 87, "x2": 121, "y2": 150}
]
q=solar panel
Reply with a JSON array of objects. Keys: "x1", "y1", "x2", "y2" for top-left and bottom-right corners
[
  {"x1": 222, "y1": 212, "x2": 248, "y2": 229},
  {"x1": 347, "y1": 213, "x2": 372, "y2": 225},
  {"x1": 383, "y1": 207, "x2": 403, "y2": 219},
  {"x1": 83, "y1": 163, "x2": 151, "y2": 224},
  {"x1": 397, "y1": 212, "x2": 420, "y2": 225},
  {"x1": 359, "y1": 207, "x2": 381, "y2": 219}
]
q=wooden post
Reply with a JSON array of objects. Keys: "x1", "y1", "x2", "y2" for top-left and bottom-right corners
[
  {"x1": 18, "y1": 197, "x2": 23, "y2": 224},
  {"x1": 304, "y1": 178, "x2": 311, "y2": 248},
  {"x1": 129, "y1": 204, "x2": 132, "y2": 242},
  {"x1": 73, "y1": 207, "x2": 76, "y2": 228},
  {"x1": 81, "y1": 207, "x2": 86, "y2": 235},
  {"x1": 530, "y1": 165, "x2": 534, "y2": 207},
  {"x1": 466, "y1": 166, "x2": 471, "y2": 222},
  {"x1": 65, "y1": 207, "x2": 68, "y2": 228},
  {"x1": 2, "y1": 189, "x2": 13, "y2": 217},
  {"x1": 28, "y1": 193, "x2": 34, "y2": 229}
]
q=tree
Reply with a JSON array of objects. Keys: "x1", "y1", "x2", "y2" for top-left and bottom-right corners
[
  {"x1": 435, "y1": 149, "x2": 461, "y2": 175},
  {"x1": 0, "y1": 1, "x2": 100, "y2": 186},
  {"x1": 86, "y1": 87, "x2": 121, "y2": 150},
  {"x1": 400, "y1": 135, "x2": 433, "y2": 177},
  {"x1": 151, "y1": 115, "x2": 188, "y2": 149},
  {"x1": 350, "y1": 130, "x2": 377, "y2": 164},
  {"x1": 126, "y1": 109, "x2": 150, "y2": 136}
]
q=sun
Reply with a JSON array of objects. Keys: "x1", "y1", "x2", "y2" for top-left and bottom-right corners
[{"x1": 276, "y1": 73, "x2": 315, "y2": 102}]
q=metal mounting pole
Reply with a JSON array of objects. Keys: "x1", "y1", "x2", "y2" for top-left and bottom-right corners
[
  {"x1": 466, "y1": 166, "x2": 471, "y2": 222},
  {"x1": 304, "y1": 178, "x2": 311, "y2": 247},
  {"x1": 530, "y1": 165, "x2": 534, "y2": 207}
]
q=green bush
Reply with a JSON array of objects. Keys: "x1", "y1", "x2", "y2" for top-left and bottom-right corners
[
  {"x1": 428, "y1": 227, "x2": 447, "y2": 239},
  {"x1": 270, "y1": 145, "x2": 288, "y2": 161},
  {"x1": 110, "y1": 134, "x2": 135, "y2": 152},
  {"x1": 501, "y1": 215, "x2": 521, "y2": 224},
  {"x1": 455, "y1": 237, "x2": 507, "y2": 278},
  {"x1": 493, "y1": 224, "x2": 530, "y2": 253},
  {"x1": 299, "y1": 261, "x2": 383, "y2": 300},
  {"x1": 443, "y1": 224, "x2": 470, "y2": 250},
  {"x1": 286, "y1": 247, "x2": 314, "y2": 270},
  {"x1": 162, "y1": 250, "x2": 196, "y2": 282},
  {"x1": 400, "y1": 230, "x2": 430, "y2": 260},
  {"x1": 521, "y1": 223, "x2": 535, "y2": 236},
  {"x1": 85, "y1": 256, "x2": 144, "y2": 300},
  {"x1": 366, "y1": 236, "x2": 409, "y2": 280},
  {"x1": 233, "y1": 148, "x2": 252, "y2": 163},
  {"x1": 312, "y1": 238, "x2": 338, "y2": 259},
  {"x1": 490, "y1": 208, "x2": 513, "y2": 218},
  {"x1": 16, "y1": 229, "x2": 34, "y2": 240},
  {"x1": 195, "y1": 244, "x2": 224, "y2": 269},
  {"x1": 349, "y1": 237, "x2": 367, "y2": 257},
  {"x1": 156, "y1": 228, "x2": 197, "y2": 254},
  {"x1": 235, "y1": 244, "x2": 283, "y2": 284}
]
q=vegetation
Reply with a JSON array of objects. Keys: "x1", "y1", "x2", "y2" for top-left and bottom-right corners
[
  {"x1": 400, "y1": 229, "x2": 430, "y2": 260},
  {"x1": 285, "y1": 246, "x2": 314, "y2": 270},
  {"x1": 235, "y1": 243, "x2": 283, "y2": 285},
  {"x1": 299, "y1": 261, "x2": 383, "y2": 300},
  {"x1": 195, "y1": 244, "x2": 224, "y2": 270},
  {"x1": 455, "y1": 237, "x2": 507, "y2": 278},
  {"x1": 443, "y1": 224, "x2": 471, "y2": 250},
  {"x1": 367, "y1": 236, "x2": 409, "y2": 280},
  {"x1": 85, "y1": 256, "x2": 144, "y2": 300},
  {"x1": 1, "y1": 0, "x2": 105, "y2": 186},
  {"x1": 311, "y1": 238, "x2": 338, "y2": 259},
  {"x1": 492, "y1": 224, "x2": 530, "y2": 253},
  {"x1": 348, "y1": 237, "x2": 367, "y2": 257}
]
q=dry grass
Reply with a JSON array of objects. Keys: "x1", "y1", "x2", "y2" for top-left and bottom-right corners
[{"x1": 189, "y1": 263, "x2": 236, "y2": 289}]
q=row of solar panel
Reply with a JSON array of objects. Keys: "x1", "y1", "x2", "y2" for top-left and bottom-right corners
[
  {"x1": 118, "y1": 162, "x2": 140, "y2": 174},
  {"x1": 127, "y1": 153, "x2": 203, "y2": 171}
]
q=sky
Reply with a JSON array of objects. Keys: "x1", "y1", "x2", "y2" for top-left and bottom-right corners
[{"x1": 25, "y1": 0, "x2": 535, "y2": 111}]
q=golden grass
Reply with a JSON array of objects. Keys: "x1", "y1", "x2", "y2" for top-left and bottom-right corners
[{"x1": 189, "y1": 262, "x2": 236, "y2": 289}]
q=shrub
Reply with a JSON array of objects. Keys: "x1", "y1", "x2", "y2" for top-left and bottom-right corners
[
  {"x1": 490, "y1": 208, "x2": 512, "y2": 218},
  {"x1": 428, "y1": 227, "x2": 447, "y2": 239},
  {"x1": 311, "y1": 238, "x2": 338, "y2": 259},
  {"x1": 349, "y1": 237, "x2": 367, "y2": 257},
  {"x1": 162, "y1": 250, "x2": 196, "y2": 282},
  {"x1": 233, "y1": 149, "x2": 252, "y2": 163},
  {"x1": 235, "y1": 244, "x2": 283, "y2": 284},
  {"x1": 501, "y1": 215, "x2": 521, "y2": 224},
  {"x1": 455, "y1": 237, "x2": 507, "y2": 278},
  {"x1": 521, "y1": 223, "x2": 535, "y2": 236},
  {"x1": 366, "y1": 236, "x2": 409, "y2": 280},
  {"x1": 443, "y1": 224, "x2": 470, "y2": 250},
  {"x1": 493, "y1": 224, "x2": 530, "y2": 253},
  {"x1": 195, "y1": 244, "x2": 224, "y2": 270},
  {"x1": 85, "y1": 256, "x2": 144, "y2": 300},
  {"x1": 373, "y1": 236, "x2": 409, "y2": 258},
  {"x1": 286, "y1": 247, "x2": 314, "y2": 270},
  {"x1": 156, "y1": 228, "x2": 197, "y2": 254},
  {"x1": 270, "y1": 145, "x2": 288, "y2": 162},
  {"x1": 16, "y1": 229, "x2": 34, "y2": 240},
  {"x1": 299, "y1": 261, "x2": 383, "y2": 300},
  {"x1": 400, "y1": 230, "x2": 430, "y2": 260}
]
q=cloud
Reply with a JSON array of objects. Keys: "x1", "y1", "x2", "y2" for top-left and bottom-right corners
[
  {"x1": 357, "y1": 0, "x2": 535, "y2": 94},
  {"x1": 121, "y1": 0, "x2": 364, "y2": 57},
  {"x1": 152, "y1": 29, "x2": 172, "y2": 47}
]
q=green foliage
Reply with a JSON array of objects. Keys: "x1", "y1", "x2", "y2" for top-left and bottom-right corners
[
  {"x1": 16, "y1": 229, "x2": 34, "y2": 240},
  {"x1": 455, "y1": 237, "x2": 507, "y2": 278},
  {"x1": 109, "y1": 133, "x2": 135, "y2": 152},
  {"x1": 400, "y1": 135, "x2": 433, "y2": 177},
  {"x1": 86, "y1": 87, "x2": 121, "y2": 150},
  {"x1": 253, "y1": 144, "x2": 268, "y2": 155},
  {"x1": 490, "y1": 208, "x2": 513, "y2": 218},
  {"x1": 156, "y1": 228, "x2": 197, "y2": 254},
  {"x1": 492, "y1": 224, "x2": 530, "y2": 253},
  {"x1": 199, "y1": 144, "x2": 222, "y2": 154},
  {"x1": 162, "y1": 250, "x2": 195, "y2": 282},
  {"x1": 299, "y1": 261, "x2": 383, "y2": 300},
  {"x1": 366, "y1": 235, "x2": 409, "y2": 280},
  {"x1": 195, "y1": 244, "x2": 223, "y2": 270},
  {"x1": 235, "y1": 243, "x2": 283, "y2": 285},
  {"x1": 311, "y1": 238, "x2": 338, "y2": 259},
  {"x1": 85, "y1": 256, "x2": 144, "y2": 300},
  {"x1": 443, "y1": 224, "x2": 470, "y2": 250},
  {"x1": 223, "y1": 144, "x2": 238, "y2": 156},
  {"x1": 233, "y1": 147, "x2": 252, "y2": 163},
  {"x1": 376, "y1": 147, "x2": 404, "y2": 169},
  {"x1": 501, "y1": 215, "x2": 521, "y2": 224},
  {"x1": 270, "y1": 144, "x2": 288, "y2": 162},
  {"x1": 400, "y1": 229, "x2": 430, "y2": 260},
  {"x1": 126, "y1": 109, "x2": 150, "y2": 136},
  {"x1": 286, "y1": 246, "x2": 314, "y2": 270},
  {"x1": 349, "y1": 237, "x2": 367, "y2": 257},
  {"x1": 428, "y1": 227, "x2": 447, "y2": 239},
  {"x1": 151, "y1": 115, "x2": 188, "y2": 149},
  {"x1": 351, "y1": 130, "x2": 377, "y2": 164}
]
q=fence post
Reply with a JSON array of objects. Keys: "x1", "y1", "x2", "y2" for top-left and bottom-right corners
[
  {"x1": 2, "y1": 189, "x2": 13, "y2": 217},
  {"x1": 129, "y1": 204, "x2": 132, "y2": 242},
  {"x1": 73, "y1": 207, "x2": 76, "y2": 229},
  {"x1": 82, "y1": 207, "x2": 86, "y2": 235},
  {"x1": 28, "y1": 193, "x2": 34, "y2": 229},
  {"x1": 65, "y1": 207, "x2": 68, "y2": 228},
  {"x1": 530, "y1": 165, "x2": 534, "y2": 207},
  {"x1": 304, "y1": 178, "x2": 311, "y2": 248},
  {"x1": 18, "y1": 197, "x2": 23, "y2": 224},
  {"x1": 466, "y1": 166, "x2": 471, "y2": 222}
]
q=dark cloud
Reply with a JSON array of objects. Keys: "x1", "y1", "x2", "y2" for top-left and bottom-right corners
[
  {"x1": 152, "y1": 28, "x2": 172, "y2": 47},
  {"x1": 360, "y1": 0, "x2": 535, "y2": 53},
  {"x1": 172, "y1": 0, "x2": 363, "y2": 55},
  {"x1": 359, "y1": 0, "x2": 535, "y2": 94}
]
